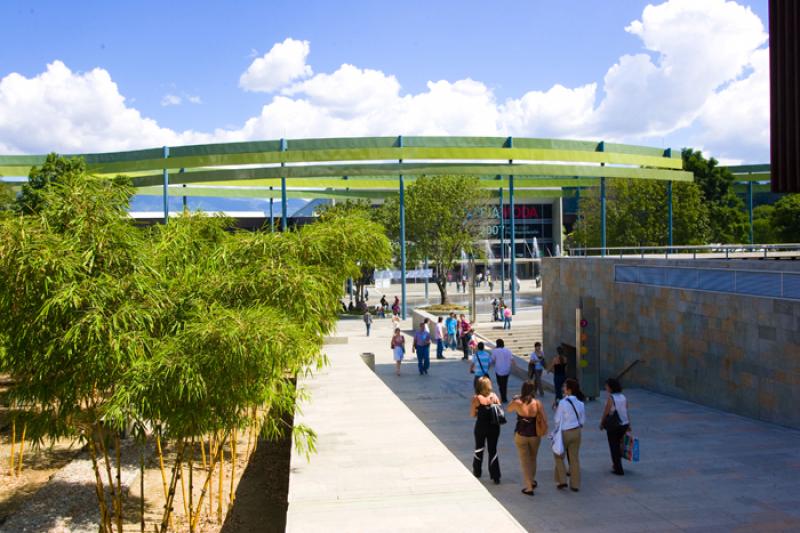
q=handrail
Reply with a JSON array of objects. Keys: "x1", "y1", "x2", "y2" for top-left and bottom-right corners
[
  {"x1": 567, "y1": 243, "x2": 800, "y2": 259},
  {"x1": 616, "y1": 359, "x2": 643, "y2": 381}
]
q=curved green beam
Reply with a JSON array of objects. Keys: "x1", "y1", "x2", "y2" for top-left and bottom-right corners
[{"x1": 0, "y1": 136, "x2": 684, "y2": 177}]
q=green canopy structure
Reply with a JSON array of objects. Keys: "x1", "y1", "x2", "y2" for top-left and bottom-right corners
[{"x1": 0, "y1": 135, "x2": 700, "y2": 317}]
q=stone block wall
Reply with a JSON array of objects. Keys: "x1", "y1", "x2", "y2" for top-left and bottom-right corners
[{"x1": 543, "y1": 257, "x2": 800, "y2": 428}]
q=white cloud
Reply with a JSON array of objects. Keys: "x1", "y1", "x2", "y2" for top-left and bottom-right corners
[
  {"x1": 239, "y1": 38, "x2": 312, "y2": 93},
  {"x1": 0, "y1": 1, "x2": 771, "y2": 163},
  {"x1": 186, "y1": 95, "x2": 202, "y2": 105},
  {"x1": 161, "y1": 93, "x2": 182, "y2": 106}
]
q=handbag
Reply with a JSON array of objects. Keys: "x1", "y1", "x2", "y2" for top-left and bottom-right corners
[
  {"x1": 489, "y1": 403, "x2": 507, "y2": 425},
  {"x1": 535, "y1": 401, "x2": 548, "y2": 436},
  {"x1": 550, "y1": 426, "x2": 564, "y2": 456},
  {"x1": 602, "y1": 395, "x2": 623, "y2": 431},
  {"x1": 623, "y1": 432, "x2": 640, "y2": 462}
]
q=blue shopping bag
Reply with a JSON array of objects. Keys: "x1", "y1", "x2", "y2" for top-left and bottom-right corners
[{"x1": 623, "y1": 433, "x2": 640, "y2": 463}]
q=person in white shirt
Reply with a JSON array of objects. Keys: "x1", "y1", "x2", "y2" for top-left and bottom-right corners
[
  {"x1": 490, "y1": 339, "x2": 515, "y2": 402},
  {"x1": 600, "y1": 378, "x2": 631, "y2": 476},
  {"x1": 434, "y1": 316, "x2": 446, "y2": 359},
  {"x1": 553, "y1": 378, "x2": 586, "y2": 492}
]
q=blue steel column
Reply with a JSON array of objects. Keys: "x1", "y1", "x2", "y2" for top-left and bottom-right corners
[
  {"x1": 668, "y1": 181, "x2": 673, "y2": 249},
  {"x1": 598, "y1": 141, "x2": 606, "y2": 257},
  {"x1": 162, "y1": 146, "x2": 169, "y2": 224},
  {"x1": 748, "y1": 180, "x2": 754, "y2": 244},
  {"x1": 508, "y1": 136, "x2": 516, "y2": 315},
  {"x1": 280, "y1": 138, "x2": 288, "y2": 231},
  {"x1": 399, "y1": 135, "x2": 407, "y2": 320},
  {"x1": 499, "y1": 185, "x2": 505, "y2": 298},
  {"x1": 269, "y1": 187, "x2": 275, "y2": 233},
  {"x1": 180, "y1": 168, "x2": 186, "y2": 212}
]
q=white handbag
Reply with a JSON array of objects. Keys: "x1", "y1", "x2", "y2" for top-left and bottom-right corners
[{"x1": 550, "y1": 426, "x2": 564, "y2": 456}]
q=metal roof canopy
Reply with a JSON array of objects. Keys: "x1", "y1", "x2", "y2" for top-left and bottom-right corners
[{"x1": 0, "y1": 136, "x2": 692, "y2": 200}]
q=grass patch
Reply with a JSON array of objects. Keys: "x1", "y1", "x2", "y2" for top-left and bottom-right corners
[{"x1": 419, "y1": 304, "x2": 468, "y2": 313}]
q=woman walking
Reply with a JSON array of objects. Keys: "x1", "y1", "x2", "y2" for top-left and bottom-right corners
[
  {"x1": 458, "y1": 314, "x2": 473, "y2": 360},
  {"x1": 503, "y1": 306, "x2": 512, "y2": 330},
  {"x1": 508, "y1": 381, "x2": 547, "y2": 496},
  {"x1": 528, "y1": 342, "x2": 546, "y2": 397},
  {"x1": 553, "y1": 378, "x2": 586, "y2": 492},
  {"x1": 549, "y1": 346, "x2": 568, "y2": 409},
  {"x1": 390, "y1": 328, "x2": 405, "y2": 376},
  {"x1": 600, "y1": 378, "x2": 631, "y2": 476},
  {"x1": 471, "y1": 376, "x2": 502, "y2": 484}
]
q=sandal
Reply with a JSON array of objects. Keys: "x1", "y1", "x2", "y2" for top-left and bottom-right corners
[{"x1": 521, "y1": 488, "x2": 534, "y2": 496}]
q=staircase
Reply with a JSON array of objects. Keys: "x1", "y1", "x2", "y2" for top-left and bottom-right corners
[{"x1": 474, "y1": 322, "x2": 543, "y2": 359}]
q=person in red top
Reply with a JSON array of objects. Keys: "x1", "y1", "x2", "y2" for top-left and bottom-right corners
[{"x1": 458, "y1": 314, "x2": 473, "y2": 360}]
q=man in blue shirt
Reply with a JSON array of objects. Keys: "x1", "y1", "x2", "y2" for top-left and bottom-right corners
[
  {"x1": 445, "y1": 312, "x2": 458, "y2": 350},
  {"x1": 413, "y1": 320, "x2": 432, "y2": 375},
  {"x1": 470, "y1": 342, "x2": 493, "y2": 391}
]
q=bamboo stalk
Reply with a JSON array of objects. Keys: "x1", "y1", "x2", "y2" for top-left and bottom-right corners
[
  {"x1": 190, "y1": 431, "x2": 229, "y2": 530},
  {"x1": 140, "y1": 443, "x2": 145, "y2": 533},
  {"x1": 159, "y1": 440, "x2": 185, "y2": 533},
  {"x1": 9, "y1": 419, "x2": 15, "y2": 476},
  {"x1": 188, "y1": 436, "x2": 194, "y2": 533},
  {"x1": 16, "y1": 423, "x2": 26, "y2": 476},
  {"x1": 115, "y1": 434, "x2": 123, "y2": 533},
  {"x1": 229, "y1": 428, "x2": 237, "y2": 508},
  {"x1": 87, "y1": 431, "x2": 112, "y2": 533},
  {"x1": 217, "y1": 436, "x2": 224, "y2": 522},
  {"x1": 207, "y1": 435, "x2": 214, "y2": 518},
  {"x1": 99, "y1": 430, "x2": 121, "y2": 533},
  {"x1": 200, "y1": 435, "x2": 207, "y2": 470},
  {"x1": 179, "y1": 460, "x2": 189, "y2": 518},
  {"x1": 155, "y1": 434, "x2": 175, "y2": 530}
]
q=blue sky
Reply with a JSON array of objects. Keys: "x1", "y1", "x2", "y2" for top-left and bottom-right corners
[{"x1": 0, "y1": 0, "x2": 770, "y2": 165}]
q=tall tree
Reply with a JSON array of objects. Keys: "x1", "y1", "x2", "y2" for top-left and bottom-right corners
[
  {"x1": 316, "y1": 199, "x2": 391, "y2": 307},
  {"x1": 682, "y1": 148, "x2": 748, "y2": 243},
  {"x1": 380, "y1": 175, "x2": 488, "y2": 304},
  {"x1": 771, "y1": 194, "x2": 800, "y2": 242},
  {"x1": 570, "y1": 179, "x2": 709, "y2": 249}
]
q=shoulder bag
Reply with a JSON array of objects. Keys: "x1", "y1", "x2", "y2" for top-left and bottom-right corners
[{"x1": 602, "y1": 395, "x2": 622, "y2": 432}]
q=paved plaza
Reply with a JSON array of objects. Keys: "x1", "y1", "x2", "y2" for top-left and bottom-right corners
[{"x1": 289, "y1": 316, "x2": 800, "y2": 532}]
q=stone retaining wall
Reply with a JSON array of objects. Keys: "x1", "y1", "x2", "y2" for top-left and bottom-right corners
[{"x1": 543, "y1": 257, "x2": 800, "y2": 428}]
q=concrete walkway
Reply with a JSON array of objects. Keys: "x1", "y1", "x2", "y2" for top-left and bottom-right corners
[
  {"x1": 286, "y1": 318, "x2": 524, "y2": 532},
  {"x1": 290, "y1": 316, "x2": 800, "y2": 532}
]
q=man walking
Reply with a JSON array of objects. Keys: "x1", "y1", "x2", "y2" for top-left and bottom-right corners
[
  {"x1": 529, "y1": 342, "x2": 546, "y2": 397},
  {"x1": 434, "y1": 316, "x2": 446, "y2": 359},
  {"x1": 363, "y1": 310, "x2": 373, "y2": 336},
  {"x1": 470, "y1": 342, "x2": 493, "y2": 391},
  {"x1": 491, "y1": 338, "x2": 515, "y2": 403},
  {"x1": 412, "y1": 320, "x2": 432, "y2": 375}
]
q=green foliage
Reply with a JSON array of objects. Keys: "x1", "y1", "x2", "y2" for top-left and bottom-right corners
[
  {"x1": 682, "y1": 148, "x2": 748, "y2": 243},
  {"x1": 752, "y1": 205, "x2": 778, "y2": 243},
  {"x1": 0, "y1": 155, "x2": 392, "y2": 528},
  {"x1": 571, "y1": 179, "x2": 709, "y2": 248},
  {"x1": 0, "y1": 183, "x2": 15, "y2": 212},
  {"x1": 379, "y1": 175, "x2": 488, "y2": 304},
  {"x1": 772, "y1": 194, "x2": 800, "y2": 242},
  {"x1": 17, "y1": 153, "x2": 89, "y2": 214},
  {"x1": 316, "y1": 200, "x2": 391, "y2": 306}
]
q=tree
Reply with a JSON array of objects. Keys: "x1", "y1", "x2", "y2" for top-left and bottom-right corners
[
  {"x1": 0, "y1": 156, "x2": 392, "y2": 532},
  {"x1": 379, "y1": 175, "x2": 489, "y2": 304},
  {"x1": 316, "y1": 199, "x2": 392, "y2": 307},
  {"x1": 752, "y1": 204, "x2": 779, "y2": 243},
  {"x1": 570, "y1": 178, "x2": 709, "y2": 249},
  {"x1": 17, "y1": 152, "x2": 89, "y2": 214},
  {"x1": 772, "y1": 194, "x2": 800, "y2": 242},
  {"x1": 682, "y1": 148, "x2": 748, "y2": 243}
]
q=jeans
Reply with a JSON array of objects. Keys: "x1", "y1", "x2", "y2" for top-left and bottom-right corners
[
  {"x1": 447, "y1": 333, "x2": 457, "y2": 350},
  {"x1": 496, "y1": 373, "x2": 510, "y2": 403},
  {"x1": 503, "y1": 317, "x2": 511, "y2": 330},
  {"x1": 461, "y1": 333, "x2": 472, "y2": 359},
  {"x1": 474, "y1": 419, "x2": 501, "y2": 481},
  {"x1": 606, "y1": 424, "x2": 629, "y2": 474},
  {"x1": 533, "y1": 369, "x2": 544, "y2": 396},
  {"x1": 436, "y1": 338, "x2": 444, "y2": 359},
  {"x1": 415, "y1": 345, "x2": 430, "y2": 374},
  {"x1": 365, "y1": 323, "x2": 371, "y2": 336}
]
